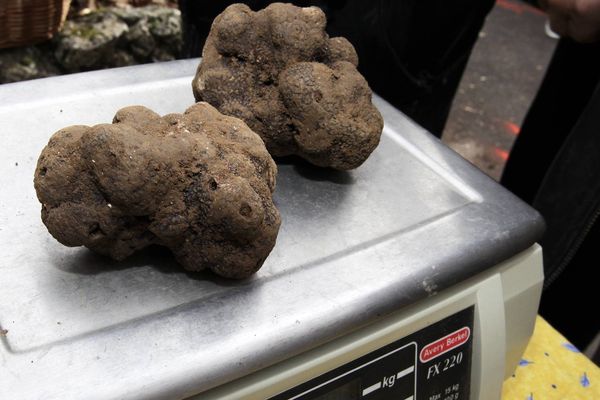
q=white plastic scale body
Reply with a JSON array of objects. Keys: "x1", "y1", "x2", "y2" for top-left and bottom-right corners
[
  {"x1": 0, "y1": 60, "x2": 544, "y2": 400},
  {"x1": 199, "y1": 246, "x2": 542, "y2": 400}
]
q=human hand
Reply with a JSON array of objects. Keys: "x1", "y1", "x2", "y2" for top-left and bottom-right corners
[{"x1": 540, "y1": 0, "x2": 600, "y2": 42}]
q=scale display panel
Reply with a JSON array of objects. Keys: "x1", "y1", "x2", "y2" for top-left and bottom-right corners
[{"x1": 271, "y1": 307, "x2": 474, "y2": 400}]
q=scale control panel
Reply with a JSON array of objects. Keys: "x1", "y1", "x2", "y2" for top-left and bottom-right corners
[{"x1": 270, "y1": 307, "x2": 474, "y2": 400}]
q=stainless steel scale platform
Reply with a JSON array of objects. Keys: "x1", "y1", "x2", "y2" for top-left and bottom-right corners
[{"x1": 0, "y1": 59, "x2": 544, "y2": 400}]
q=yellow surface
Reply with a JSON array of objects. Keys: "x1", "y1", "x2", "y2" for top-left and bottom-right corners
[{"x1": 502, "y1": 316, "x2": 600, "y2": 399}]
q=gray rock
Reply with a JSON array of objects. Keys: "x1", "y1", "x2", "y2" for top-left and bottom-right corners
[
  {"x1": 146, "y1": 8, "x2": 181, "y2": 44},
  {"x1": 103, "y1": 6, "x2": 182, "y2": 61},
  {"x1": 111, "y1": 6, "x2": 149, "y2": 25},
  {"x1": 0, "y1": 5, "x2": 182, "y2": 84},
  {"x1": 125, "y1": 20, "x2": 155, "y2": 59},
  {"x1": 152, "y1": 47, "x2": 176, "y2": 62},
  {"x1": 0, "y1": 46, "x2": 61, "y2": 84},
  {"x1": 55, "y1": 12, "x2": 129, "y2": 72},
  {"x1": 111, "y1": 49, "x2": 137, "y2": 67}
]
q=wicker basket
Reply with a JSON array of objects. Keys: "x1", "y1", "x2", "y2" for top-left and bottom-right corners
[{"x1": 0, "y1": 0, "x2": 71, "y2": 49}]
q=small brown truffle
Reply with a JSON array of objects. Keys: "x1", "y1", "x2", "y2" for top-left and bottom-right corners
[
  {"x1": 192, "y1": 3, "x2": 383, "y2": 170},
  {"x1": 34, "y1": 103, "x2": 281, "y2": 279}
]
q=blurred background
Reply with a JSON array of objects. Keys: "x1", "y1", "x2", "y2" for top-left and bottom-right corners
[
  {"x1": 0, "y1": 0, "x2": 559, "y2": 189},
  {"x1": 0, "y1": 0, "x2": 556, "y2": 182}
]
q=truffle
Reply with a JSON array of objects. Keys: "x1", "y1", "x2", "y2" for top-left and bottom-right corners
[
  {"x1": 192, "y1": 3, "x2": 383, "y2": 170},
  {"x1": 34, "y1": 103, "x2": 281, "y2": 279}
]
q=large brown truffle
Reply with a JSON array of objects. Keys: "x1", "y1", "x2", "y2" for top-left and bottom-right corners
[
  {"x1": 192, "y1": 3, "x2": 383, "y2": 170},
  {"x1": 34, "y1": 103, "x2": 281, "y2": 279}
]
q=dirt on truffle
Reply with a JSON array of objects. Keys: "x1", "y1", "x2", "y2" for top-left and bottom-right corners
[
  {"x1": 34, "y1": 102, "x2": 280, "y2": 279},
  {"x1": 192, "y1": 3, "x2": 383, "y2": 170}
]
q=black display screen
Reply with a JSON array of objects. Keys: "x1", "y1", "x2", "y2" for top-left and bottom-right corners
[
  {"x1": 270, "y1": 306, "x2": 474, "y2": 400},
  {"x1": 311, "y1": 379, "x2": 361, "y2": 400}
]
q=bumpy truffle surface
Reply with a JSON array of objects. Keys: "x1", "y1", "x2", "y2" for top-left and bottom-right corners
[
  {"x1": 192, "y1": 3, "x2": 383, "y2": 170},
  {"x1": 34, "y1": 103, "x2": 280, "y2": 279}
]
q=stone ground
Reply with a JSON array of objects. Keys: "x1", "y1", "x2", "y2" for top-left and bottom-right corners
[
  {"x1": 0, "y1": 0, "x2": 556, "y2": 180},
  {"x1": 444, "y1": 4, "x2": 600, "y2": 363},
  {"x1": 442, "y1": 0, "x2": 556, "y2": 181}
]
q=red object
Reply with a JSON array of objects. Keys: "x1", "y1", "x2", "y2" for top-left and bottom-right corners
[
  {"x1": 504, "y1": 121, "x2": 521, "y2": 136},
  {"x1": 420, "y1": 327, "x2": 471, "y2": 363},
  {"x1": 494, "y1": 147, "x2": 510, "y2": 161},
  {"x1": 496, "y1": 0, "x2": 545, "y2": 16}
]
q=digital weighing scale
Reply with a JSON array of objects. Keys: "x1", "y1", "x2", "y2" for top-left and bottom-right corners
[{"x1": 0, "y1": 59, "x2": 544, "y2": 400}]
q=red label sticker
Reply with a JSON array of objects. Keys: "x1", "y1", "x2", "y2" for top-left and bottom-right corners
[{"x1": 419, "y1": 327, "x2": 471, "y2": 363}]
